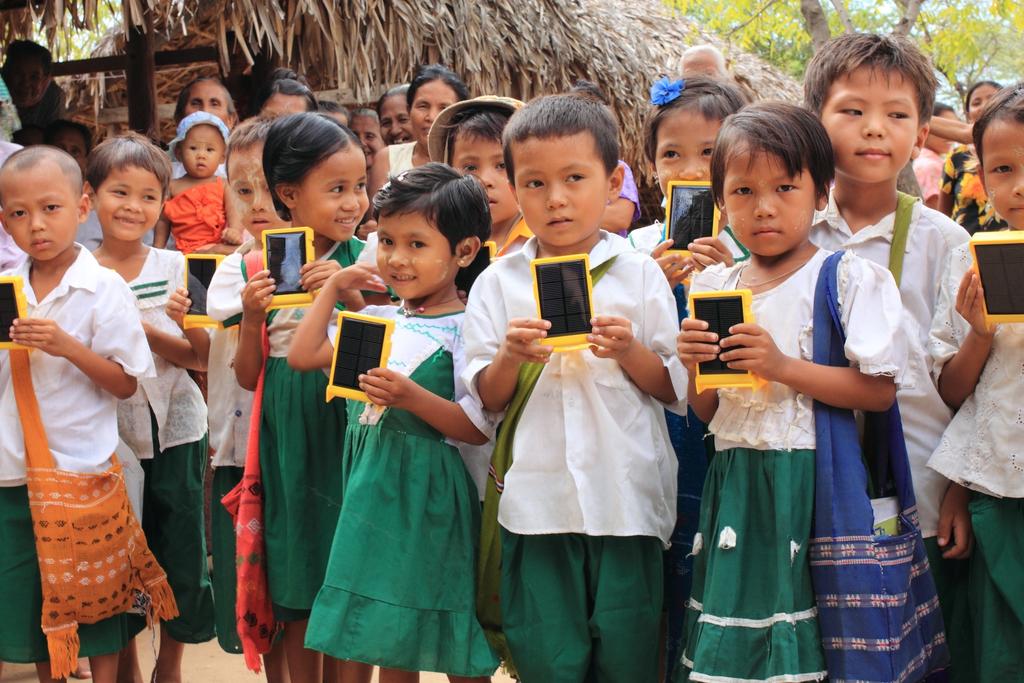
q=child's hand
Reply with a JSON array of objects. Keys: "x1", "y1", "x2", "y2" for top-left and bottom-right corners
[
  {"x1": 241, "y1": 270, "x2": 275, "y2": 321},
  {"x1": 676, "y1": 318, "x2": 720, "y2": 371},
  {"x1": 955, "y1": 270, "x2": 994, "y2": 339},
  {"x1": 936, "y1": 482, "x2": 973, "y2": 560},
  {"x1": 359, "y1": 367, "x2": 421, "y2": 409},
  {"x1": 325, "y1": 262, "x2": 387, "y2": 297},
  {"x1": 687, "y1": 237, "x2": 734, "y2": 272},
  {"x1": 718, "y1": 322, "x2": 788, "y2": 381},
  {"x1": 220, "y1": 227, "x2": 243, "y2": 246},
  {"x1": 10, "y1": 318, "x2": 77, "y2": 358},
  {"x1": 588, "y1": 315, "x2": 635, "y2": 361},
  {"x1": 651, "y1": 240, "x2": 694, "y2": 289},
  {"x1": 300, "y1": 260, "x2": 341, "y2": 293},
  {"x1": 497, "y1": 318, "x2": 554, "y2": 365},
  {"x1": 166, "y1": 288, "x2": 191, "y2": 328}
]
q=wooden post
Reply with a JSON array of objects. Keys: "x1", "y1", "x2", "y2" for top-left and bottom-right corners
[{"x1": 124, "y1": 1, "x2": 157, "y2": 139}]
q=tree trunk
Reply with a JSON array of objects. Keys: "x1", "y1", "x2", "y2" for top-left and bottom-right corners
[
  {"x1": 894, "y1": 0, "x2": 923, "y2": 36},
  {"x1": 800, "y1": 0, "x2": 832, "y2": 52}
]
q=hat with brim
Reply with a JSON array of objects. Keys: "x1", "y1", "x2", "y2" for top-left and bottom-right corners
[
  {"x1": 168, "y1": 111, "x2": 231, "y2": 159},
  {"x1": 427, "y1": 96, "x2": 525, "y2": 164}
]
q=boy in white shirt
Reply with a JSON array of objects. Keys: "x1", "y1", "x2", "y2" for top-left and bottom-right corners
[
  {"x1": 804, "y1": 32, "x2": 973, "y2": 678},
  {"x1": 0, "y1": 146, "x2": 155, "y2": 683},
  {"x1": 462, "y1": 94, "x2": 686, "y2": 681}
]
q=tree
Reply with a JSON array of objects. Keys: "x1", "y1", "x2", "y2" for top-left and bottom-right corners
[{"x1": 672, "y1": 0, "x2": 1024, "y2": 105}]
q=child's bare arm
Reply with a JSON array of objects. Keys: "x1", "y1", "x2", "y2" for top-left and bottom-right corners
[
  {"x1": 720, "y1": 322, "x2": 896, "y2": 411},
  {"x1": 937, "y1": 270, "x2": 994, "y2": 409},
  {"x1": 193, "y1": 242, "x2": 238, "y2": 256},
  {"x1": 151, "y1": 288, "x2": 209, "y2": 371},
  {"x1": 477, "y1": 318, "x2": 553, "y2": 413},
  {"x1": 154, "y1": 215, "x2": 171, "y2": 249},
  {"x1": 589, "y1": 315, "x2": 676, "y2": 404},
  {"x1": 234, "y1": 271, "x2": 274, "y2": 391},
  {"x1": 10, "y1": 318, "x2": 137, "y2": 399},
  {"x1": 677, "y1": 317, "x2": 720, "y2": 422},
  {"x1": 360, "y1": 368, "x2": 489, "y2": 445}
]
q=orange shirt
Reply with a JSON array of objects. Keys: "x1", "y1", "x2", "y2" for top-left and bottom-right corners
[{"x1": 164, "y1": 177, "x2": 226, "y2": 254}]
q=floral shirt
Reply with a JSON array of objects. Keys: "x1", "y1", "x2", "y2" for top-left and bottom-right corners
[{"x1": 940, "y1": 144, "x2": 1007, "y2": 234}]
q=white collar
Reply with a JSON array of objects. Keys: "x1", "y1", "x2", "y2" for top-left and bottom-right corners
[
  {"x1": 517, "y1": 230, "x2": 628, "y2": 269},
  {"x1": 17, "y1": 243, "x2": 100, "y2": 305}
]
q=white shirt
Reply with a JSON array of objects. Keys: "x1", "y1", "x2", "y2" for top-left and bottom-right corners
[
  {"x1": 810, "y1": 196, "x2": 968, "y2": 537},
  {"x1": 461, "y1": 232, "x2": 686, "y2": 544},
  {"x1": 117, "y1": 249, "x2": 207, "y2": 460},
  {"x1": 691, "y1": 250, "x2": 906, "y2": 453},
  {"x1": 206, "y1": 241, "x2": 257, "y2": 467},
  {"x1": 928, "y1": 244, "x2": 1024, "y2": 499},
  {"x1": 0, "y1": 246, "x2": 154, "y2": 485}
]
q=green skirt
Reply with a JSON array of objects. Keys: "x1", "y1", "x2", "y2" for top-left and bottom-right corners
[
  {"x1": 305, "y1": 417, "x2": 497, "y2": 676},
  {"x1": 0, "y1": 485, "x2": 145, "y2": 663},
  {"x1": 680, "y1": 447, "x2": 827, "y2": 682},
  {"x1": 211, "y1": 465, "x2": 244, "y2": 654},
  {"x1": 260, "y1": 356, "x2": 347, "y2": 618}
]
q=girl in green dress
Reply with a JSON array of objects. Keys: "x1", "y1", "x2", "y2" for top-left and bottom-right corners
[
  {"x1": 676, "y1": 104, "x2": 907, "y2": 682},
  {"x1": 290, "y1": 163, "x2": 498, "y2": 681},
  {"x1": 235, "y1": 112, "x2": 382, "y2": 683}
]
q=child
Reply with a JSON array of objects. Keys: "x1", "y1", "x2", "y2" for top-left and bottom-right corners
[
  {"x1": 928, "y1": 83, "x2": 1024, "y2": 681},
  {"x1": 804, "y1": 33, "x2": 974, "y2": 677},
  {"x1": 292, "y1": 163, "x2": 498, "y2": 680},
  {"x1": 0, "y1": 146, "x2": 156, "y2": 683},
  {"x1": 156, "y1": 111, "x2": 239, "y2": 254},
  {"x1": 462, "y1": 94, "x2": 686, "y2": 681},
  {"x1": 205, "y1": 118, "x2": 289, "y2": 683},
  {"x1": 233, "y1": 112, "x2": 376, "y2": 683},
  {"x1": 676, "y1": 102, "x2": 906, "y2": 682},
  {"x1": 88, "y1": 133, "x2": 216, "y2": 681}
]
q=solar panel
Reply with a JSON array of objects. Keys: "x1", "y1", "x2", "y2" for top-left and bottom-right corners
[
  {"x1": 0, "y1": 277, "x2": 27, "y2": 349},
  {"x1": 663, "y1": 181, "x2": 720, "y2": 254},
  {"x1": 688, "y1": 289, "x2": 758, "y2": 393},
  {"x1": 973, "y1": 237, "x2": 1024, "y2": 322},
  {"x1": 262, "y1": 227, "x2": 315, "y2": 309},
  {"x1": 532, "y1": 255, "x2": 594, "y2": 350},
  {"x1": 183, "y1": 254, "x2": 223, "y2": 328},
  {"x1": 326, "y1": 311, "x2": 394, "y2": 402}
]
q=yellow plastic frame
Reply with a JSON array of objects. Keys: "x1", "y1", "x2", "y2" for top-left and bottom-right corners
[
  {"x1": 531, "y1": 253, "x2": 594, "y2": 352},
  {"x1": 663, "y1": 180, "x2": 721, "y2": 256},
  {"x1": 0, "y1": 276, "x2": 28, "y2": 350},
  {"x1": 688, "y1": 289, "x2": 760, "y2": 394},
  {"x1": 183, "y1": 254, "x2": 224, "y2": 329},
  {"x1": 261, "y1": 227, "x2": 315, "y2": 310},
  {"x1": 326, "y1": 310, "x2": 395, "y2": 403},
  {"x1": 483, "y1": 240, "x2": 497, "y2": 261},
  {"x1": 969, "y1": 229, "x2": 1024, "y2": 324}
]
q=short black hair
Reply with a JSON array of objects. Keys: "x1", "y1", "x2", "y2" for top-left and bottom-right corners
[
  {"x1": 569, "y1": 79, "x2": 610, "y2": 106},
  {"x1": 263, "y1": 112, "x2": 360, "y2": 220},
  {"x1": 86, "y1": 132, "x2": 173, "y2": 198},
  {"x1": 254, "y1": 78, "x2": 318, "y2": 116},
  {"x1": 373, "y1": 162, "x2": 490, "y2": 252},
  {"x1": 407, "y1": 64, "x2": 470, "y2": 109},
  {"x1": 804, "y1": 33, "x2": 937, "y2": 120},
  {"x1": 444, "y1": 109, "x2": 510, "y2": 164},
  {"x1": 643, "y1": 75, "x2": 748, "y2": 164},
  {"x1": 226, "y1": 116, "x2": 274, "y2": 172},
  {"x1": 972, "y1": 83, "x2": 1024, "y2": 166},
  {"x1": 502, "y1": 94, "x2": 619, "y2": 183},
  {"x1": 965, "y1": 80, "x2": 1003, "y2": 114},
  {"x1": 2, "y1": 40, "x2": 52, "y2": 75},
  {"x1": 0, "y1": 146, "x2": 83, "y2": 204},
  {"x1": 173, "y1": 77, "x2": 237, "y2": 124},
  {"x1": 317, "y1": 100, "x2": 349, "y2": 115},
  {"x1": 711, "y1": 102, "x2": 835, "y2": 206},
  {"x1": 44, "y1": 119, "x2": 93, "y2": 153},
  {"x1": 933, "y1": 102, "x2": 955, "y2": 118}
]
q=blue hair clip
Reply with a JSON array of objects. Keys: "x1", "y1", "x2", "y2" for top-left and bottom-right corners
[{"x1": 650, "y1": 77, "x2": 685, "y2": 106}]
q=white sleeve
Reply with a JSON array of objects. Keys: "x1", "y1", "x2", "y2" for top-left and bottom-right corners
[
  {"x1": 928, "y1": 244, "x2": 973, "y2": 381},
  {"x1": 207, "y1": 252, "x2": 245, "y2": 322},
  {"x1": 357, "y1": 232, "x2": 378, "y2": 266},
  {"x1": 460, "y1": 268, "x2": 508, "y2": 423},
  {"x1": 627, "y1": 224, "x2": 665, "y2": 255},
  {"x1": 636, "y1": 255, "x2": 688, "y2": 411},
  {"x1": 93, "y1": 277, "x2": 156, "y2": 379},
  {"x1": 837, "y1": 252, "x2": 907, "y2": 382},
  {"x1": 452, "y1": 327, "x2": 498, "y2": 440}
]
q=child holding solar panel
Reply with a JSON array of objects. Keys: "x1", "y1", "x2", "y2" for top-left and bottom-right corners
[
  {"x1": 88, "y1": 133, "x2": 216, "y2": 680},
  {"x1": 289, "y1": 162, "x2": 498, "y2": 680},
  {"x1": 232, "y1": 111, "x2": 382, "y2": 683},
  {"x1": 804, "y1": 34, "x2": 975, "y2": 677},
  {"x1": 676, "y1": 103, "x2": 908, "y2": 682},
  {"x1": 462, "y1": 94, "x2": 686, "y2": 681},
  {"x1": 927, "y1": 83, "x2": 1024, "y2": 681}
]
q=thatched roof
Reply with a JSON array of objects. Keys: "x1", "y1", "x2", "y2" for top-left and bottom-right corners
[{"x1": 10, "y1": 0, "x2": 800, "y2": 179}]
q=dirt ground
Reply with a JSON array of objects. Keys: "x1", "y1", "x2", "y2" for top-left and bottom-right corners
[{"x1": 1, "y1": 635, "x2": 515, "y2": 682}]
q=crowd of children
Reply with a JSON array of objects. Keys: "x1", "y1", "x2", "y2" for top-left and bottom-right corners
[{"x1": 0, "y1": 32, "x2": 1022, "y2": 683}]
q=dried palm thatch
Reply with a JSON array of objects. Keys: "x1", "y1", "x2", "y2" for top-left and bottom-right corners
[{"x1": 13, "y1": 0, "x2": 799, "y2": 180}]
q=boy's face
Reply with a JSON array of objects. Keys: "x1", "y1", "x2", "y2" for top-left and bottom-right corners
[
  {"x1": 450, "y1": 132, "x2": 519, "y2": 232},
  {"x1": 376, "y1": 211, "x2": 475, "y2": 302},
  {"x1": 509, "y1": 132, "x2": 624, "y2": 257},
  {"x1": 978, "y1": 120, "x2": 1024, "y2": 230},
  {"x1": 179, "y1": 124, "x2": 226, "y2": 179},
  {"x1": 819, "y1": 67, "x2": 928, "y2": 189},
  {"x1": 87, "y1": 165, "x2": 164, "y2": 243},
  {"x1": 49, "y1": 128, "x2": 89, "y2": 174},
  {"x1": 0, "y1": 160, "x2": 89, "y2": 262},
  {"x1": 653, "y1": 108, "x2": 721, "y2": 196},
  {"x1": 4, "y1": 56, "x2": 49, "y2": 108},
  {"x1": 227, "y1": 144, "x2": 289, "y2": 239}
]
